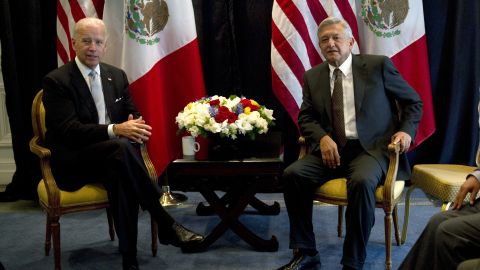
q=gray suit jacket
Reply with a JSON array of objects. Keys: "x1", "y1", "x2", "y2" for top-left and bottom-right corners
[{"x1": 299, "y1": 54, "x2": 423, "y2": 179}]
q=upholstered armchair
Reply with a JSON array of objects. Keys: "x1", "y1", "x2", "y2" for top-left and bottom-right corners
[
  {"x1": 30, "y1": 90, "x2": 159, "y2": 270},
  {"x1": 401, "y1": 150, "x2": 480, "y2": 244},
  {"x1": 298, "y1": 137, "x2": 404, "y2": 270}
]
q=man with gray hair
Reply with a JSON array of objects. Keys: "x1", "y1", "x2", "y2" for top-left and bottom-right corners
[
  {"x1": 43, "y1": 17, "x2": 203, "y2": 270},
  {"x1": 277, "y1": 17, "x2": 422, "y2": 270}
]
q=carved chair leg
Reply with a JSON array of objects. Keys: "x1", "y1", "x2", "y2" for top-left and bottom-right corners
[
  {"x1": 151, "y1": 218, "x2": 158, "y2": 257},
  {"x1": 51, "y1": 217, "x2": 61, "y2": 270},
  {"x1": 45, "y1": 214, "x2": 52, "y2": 256},
  {"x1": 401, "y1": 184, "x2": 416, "y2": 244},
  {"x1": 392, "y1": 206, "x2": 401, "y2": 246},
  {"x1": 337, "y1": 206, "x2": 344, "y2": 237},
  {"x1": 106, "y1": 208, "x2": 115, "y2": 241},
  {"x1": 384, "y1": 210, "x2": 393, "y2": 270}
]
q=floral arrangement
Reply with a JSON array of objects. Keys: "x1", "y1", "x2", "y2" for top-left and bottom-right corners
[{"x1": 176, "y1": 95, "x2": 275, "y2": 140}]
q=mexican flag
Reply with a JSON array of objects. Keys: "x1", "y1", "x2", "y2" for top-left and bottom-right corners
[{"x1": 103, "y1": 0, "x2": 206, "y2": 174}]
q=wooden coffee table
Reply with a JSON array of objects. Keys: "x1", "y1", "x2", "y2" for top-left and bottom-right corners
[{"x1": 166, "y1": 157, "x2": 283, "y2": 252}]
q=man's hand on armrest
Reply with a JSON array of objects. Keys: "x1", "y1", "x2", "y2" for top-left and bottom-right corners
[{"x1": 391, "y1": 131, "x2": 412, "y2": 154}]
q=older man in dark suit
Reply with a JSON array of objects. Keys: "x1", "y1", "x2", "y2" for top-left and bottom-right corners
[
  {"x1": 42, "y1": 17, "x2": 203, "y2": 270},
  {"x1": 277, "y1": 17, "x2": 423, "y2": 270}
]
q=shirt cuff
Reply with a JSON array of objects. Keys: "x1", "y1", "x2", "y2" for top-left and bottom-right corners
[
  {"x1": 468, "y1": 169, "x2": 480, "y2": 183},
  {"x1": 107, "y1": 124, "x2": 116, "y2": 139}
]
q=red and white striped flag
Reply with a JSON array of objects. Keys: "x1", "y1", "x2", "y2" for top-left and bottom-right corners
[
  {"x1": 56, "y1": 0, "x2": 104, "y2": 66},
  {"x1": 271, "y1": 0, "x2": 435, "y2": 148},
  {"x1": 102, "y1": 0, "x2": 206, "y2": 174}
]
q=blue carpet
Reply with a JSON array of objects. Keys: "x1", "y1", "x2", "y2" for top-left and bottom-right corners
[{"x1": 0, "y1": 190, "x2": 437, "y2": 270}]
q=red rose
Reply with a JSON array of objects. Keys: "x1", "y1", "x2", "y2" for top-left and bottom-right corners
[
  {"x1": 240, "y1": 99, "x2": 260, "y2": 111},
  {"x1": 240, "y1": 99, "x2": 251, "y2": 107},
  {"x1": 214, "y1": 106, "x2": 231, "y2": 123},
  {"x1": 250, "y1": 104, "x2": 260, "y2": 111},
  {"x1": 227, "y1": 112, "x2": 238, "y2": 123},
  {"x1": 218, "y1": 106, "x2": 230, "y2": 114},
  {"x1": 215, "y1": 113, "x2": 228, "y2": 123},
  {"x1": 209, "y1": 99, "x2": 220, "y2": 106}
]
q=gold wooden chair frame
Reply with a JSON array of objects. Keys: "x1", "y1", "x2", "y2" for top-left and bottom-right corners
[
  {"x1": 298, "y1": 137, "x2": 403, "y2": 270},
  {"x1": 30, "y1": 89, "x2": 159, "y2": 270}
]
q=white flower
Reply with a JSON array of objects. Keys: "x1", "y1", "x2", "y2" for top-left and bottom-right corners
[{"x1": 176, "y1": 95, "x2": 275, "y2": 140}]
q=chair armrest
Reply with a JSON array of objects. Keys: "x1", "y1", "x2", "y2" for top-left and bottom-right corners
[
  {"x1": 298, "y1": 136, "x2": 310, "y2": 159},
  {"x1": 382, "y1": 142, "x2": 401, "y2": 210},
  {"x1": 29, "y1": 136, "x2": 61, "y2": 209},
  {"x1": 29, "y1": 136, "x2": 51, "y2": 159},
  {"x1": 140, "y1": 143, "x2": 158, "y2": 185}
]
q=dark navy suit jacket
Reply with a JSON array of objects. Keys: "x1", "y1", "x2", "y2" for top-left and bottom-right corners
[{"x1": 42, "y1": 61, "x2": 140, "y2": 189}]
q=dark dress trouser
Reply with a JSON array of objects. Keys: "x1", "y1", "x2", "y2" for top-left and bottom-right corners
[
  {"x1": 283, "y1": 140, "x2": 384, "y2": 269},
  {"x1": 398, "y1": 199, "x2": 480, "y2": 270},
  {"x1": 52, "y1": 138, "x2": 174, "y2": 257}
]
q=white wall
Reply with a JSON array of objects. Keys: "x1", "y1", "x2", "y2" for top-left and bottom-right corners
[{"x1": 0, "y1": 40, "x2": 16, "y2": 189}]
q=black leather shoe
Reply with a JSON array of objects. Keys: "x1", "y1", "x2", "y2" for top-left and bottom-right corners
[
  {"x1": 159, "y1": 223, "x2": 204, "y2": 247},
  {"x1": 277, "y1": 251, "x2": 321, "y2": 270}
]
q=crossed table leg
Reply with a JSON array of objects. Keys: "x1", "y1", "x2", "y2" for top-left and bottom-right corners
[
  {"x1": 181, "y1": 178, "x2": 279, "y2": 253},
  {"x1": 196, "y1": 189, "x2": 280, "y2": 216}
]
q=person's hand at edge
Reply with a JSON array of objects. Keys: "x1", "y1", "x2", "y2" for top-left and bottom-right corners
[{"x1": 452, "y1": 175, "x2": 480, "y2": 210}]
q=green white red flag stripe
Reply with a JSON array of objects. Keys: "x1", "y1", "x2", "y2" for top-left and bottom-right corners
[{"x1": 102, "y1": 0, "x2": 206, "y2": 174}]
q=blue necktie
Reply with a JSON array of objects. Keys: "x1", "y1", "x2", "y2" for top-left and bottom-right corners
[{"x1": 88, "y1": 70, "x2": 106, "y2": 124}]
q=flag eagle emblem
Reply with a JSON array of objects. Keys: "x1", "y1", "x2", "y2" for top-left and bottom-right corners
[
  {"x1": 361, "y1": 0, "x2": 409, "y2": 38},
  {"x1": 125, "y1": 0, "x2": 169, "y2": 45}
]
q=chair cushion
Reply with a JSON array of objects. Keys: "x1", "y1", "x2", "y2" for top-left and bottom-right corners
[
  {"x1": 37, "y1": 180, "x2": 109, "y2": 208},
  {"x1": 411, "y1": 164, "x2": 476, "y2": 202},
  {"x1": 314, "y1": 178, "x2": 404, "y2": 201}
]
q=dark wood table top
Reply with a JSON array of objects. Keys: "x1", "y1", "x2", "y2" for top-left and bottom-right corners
[{"x1": 168, "y1": 157, "x2": 284, "y2": 192}]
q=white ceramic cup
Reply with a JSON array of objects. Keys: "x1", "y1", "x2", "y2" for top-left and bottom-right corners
[{"x1": 182, "y1": 136, "x2": 200, "y2": 160}]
